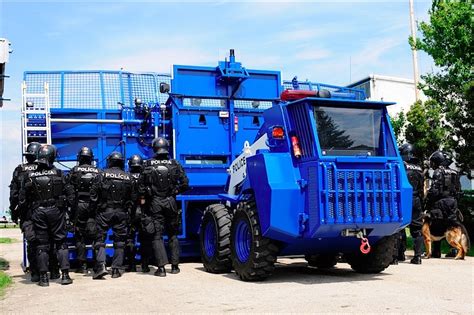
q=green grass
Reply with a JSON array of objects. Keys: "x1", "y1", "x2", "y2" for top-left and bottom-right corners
[
  {"x1": 0, "y1": 271, "x2": 12, "y2": 296},
  {"x1": 0, "y1": 238, "x2": 15, "y2": 244}
]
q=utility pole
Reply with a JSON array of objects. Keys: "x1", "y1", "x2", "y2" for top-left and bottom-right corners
[{"x1": 409, "y1": 0, "x2": 420, "y2": 101}]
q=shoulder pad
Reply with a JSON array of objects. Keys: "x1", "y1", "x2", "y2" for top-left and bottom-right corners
[
  {"x1": 29, "y1": 169, "x2": 58, "y2": 178},
  {"x1": 149, "y1": 159, "x2": 172, "y2": 166},
  {"x1": 22, "y1": 164, "x2": 38, "y2": 172},
  {"x1": 103, "y1": 171, "x2": 130, "y2": 180},
  {"x1": 405, "y1": 163, "x2": 422, "y2": 172},
  {"x1": 76, "y1": 166, "x2": 99, "y2": 173}
]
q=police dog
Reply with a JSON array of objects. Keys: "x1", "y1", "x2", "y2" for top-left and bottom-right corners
[{"x1": 422, "y1": 218, "x2": 470, "y2": 260}]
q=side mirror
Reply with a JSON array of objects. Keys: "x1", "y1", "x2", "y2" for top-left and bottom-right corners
[{"x1": 160, "y1": 82, "x2": 170, "y2": 94}]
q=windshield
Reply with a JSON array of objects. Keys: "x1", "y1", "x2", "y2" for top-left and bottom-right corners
[{"x1": 313, "y1": 106, "x2": 382, "y2": 156}]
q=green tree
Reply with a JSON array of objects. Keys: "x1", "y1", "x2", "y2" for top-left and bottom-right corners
[
  {"x1": 405, "y1": 100, "x2": 447, "y2": 162},
  {"x1": 390, "y1": 111, "x2": 406, "y2": 145},
  {"x1": 410, "y1": 0, "x2": 473, "y2": 174}
]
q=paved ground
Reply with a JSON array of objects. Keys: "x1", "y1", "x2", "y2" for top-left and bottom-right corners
[{"x1": 1, "y1": 228, "x2": 473, "y2": 314}]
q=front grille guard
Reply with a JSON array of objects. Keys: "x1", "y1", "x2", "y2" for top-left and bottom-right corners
[{"x1": 317, "y1": 162, "x2": 402, "y2": 225}]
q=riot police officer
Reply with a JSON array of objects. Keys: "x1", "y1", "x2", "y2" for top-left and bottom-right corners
[
  {"x1": 426, "y1": 150, "x2": 461, "y2": 258},
  {"x1": 399, "y1": 143, "x2": 425, "y2": 264},
  {"x1": 90, "y1": 151, "x2": 135, "y2": 279},
  {"x1": 9, "y1": 142, "x2": 41, "y2": 282},
  {"x1": 67, "y1": 147, "x2": 100, "y2": 273},
  {"x1": 19, "y1": 144, "x2": 75, "y2": 286},
  {"x1": 124, "y1": 154, "x2": 143, "y2": 272},
  {"x1": 139, "y1": 137, "x2": 189, "y2": 276}
]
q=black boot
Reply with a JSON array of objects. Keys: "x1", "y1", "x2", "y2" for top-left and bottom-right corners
[
  {"x1": 30, "y1": 270, "x2": 40, "y2": 283},
  {"x1": 111, "y1": 268, "x2": 121, "y2": 279},
  {"x1": 50, "y1": 267, "x2": 60, "y2": 280},
  {"x1": 38, "y1": 272, "x2": 49, "y2": 287},
  {"x1": 410, "y1": 256, "x2": 422, "y2": 264},
  {"x1": 92, "y1": 264, "x2": 108, "y2": 280},
  {"x1": 61, "y1": 270, "x2": 73, "y2": 285},
  {"x1": 390, "y1": 258, "x2": 398, "y2": 265},
  {"x1": 432, "y1": 242, "x2": 441, "y2": 258},
  {"x1": 154, "y1": 266, "x2": 166, "y2": 277},
  {"x1": 129, "y1": 264, "x2": 137, "y2": 272},
  {"x1": 76, "y1": 263, "x2": 88, "y2": 274},
  {"x1": 445, "y1": 248, "x2": 458, "y2": 258},
  {"x1": 141, "y1": 258, "x2": 150, "y2": 273},
  {"x1": 171, "y1": 264, "x2": 180, "y2": 274}
]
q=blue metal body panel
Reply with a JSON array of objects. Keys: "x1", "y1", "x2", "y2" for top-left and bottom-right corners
[{"x1": 240, "y1": 97, "x2": 412, "y2": 255}]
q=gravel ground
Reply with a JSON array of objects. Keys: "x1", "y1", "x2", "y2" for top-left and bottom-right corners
[{"x1": 0, "y1": 228, "x2": 472, "y2": 314}]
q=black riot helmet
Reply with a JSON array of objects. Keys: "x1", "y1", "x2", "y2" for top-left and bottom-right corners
[
  {"x1": 107, "y1": 151, "x2": 124, "y2": 169},
  {"x1": 24, "y1": 142, "x2": 41, "y2": 163},
  {"x1": 440, "y1": 151, "x2": 453, "y2": 167},
  {"x1": 128, "y1": 154, "x2": 143, "y2": 172},
  {"x1": 36, "y1": 144, "x2": 57, "y2": 168},
  {"x1": 429, "y1": 150, "x2": 451, "y2": 169},
  {"x1": 399, "y1": 143, "x2": 417, "y2": 163},
  {"x1": 152, "y1": 137, "x2": 169, "y2": 156},
  {"x1": 77, "y1": 146, "x2": 94, "y2": 165}
]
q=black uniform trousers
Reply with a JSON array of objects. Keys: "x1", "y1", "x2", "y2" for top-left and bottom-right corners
[
  {"x1": 149, "y1": 197, "x2": 180, "y2": 267},
  {"x1": 94, "y1": 208, "x2": 128, "y2": 269},
  {"x1": 31, "y1": 206, "x2": 70, "y2": 273},
  {"x1": 74, "y1": 200, "x2": 93, "y2": 264},
  {"x1": 124, "y1": 211, "x2": 139, "y2": 268}
]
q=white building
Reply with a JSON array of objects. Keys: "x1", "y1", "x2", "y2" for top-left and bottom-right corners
[
  {"x1": 348, "y1": 75, "x2": 473, "y2": 190},
  {"x1": 347, "y1": 74, "x2": 426, "y2": 116}
]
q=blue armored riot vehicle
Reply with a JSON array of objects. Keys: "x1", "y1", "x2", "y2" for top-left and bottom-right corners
[{"x1": 199, "y1": 78, "x2": 412, "y2": 281}]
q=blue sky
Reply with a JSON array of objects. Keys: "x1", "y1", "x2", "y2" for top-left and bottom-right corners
[{"x1": 0, "y1": 0, "x2": 433, "y2": 214}]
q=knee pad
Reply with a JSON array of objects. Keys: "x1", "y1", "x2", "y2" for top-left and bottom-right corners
[
  {"x1": 37, "y1": 244, "x2": 50, "y2": 254},
  {"x1": 152, "y1": 234, "x2": 163, "y2": 242},
  {"x1": 114, "y1": 241, "x2": 125, "y2": 249},
  {"x1": 55, "y1": 243, "x2": 68, "y2": 251},
  {"x1": 93, "y1": 242, "x2": 106, "y2": 250}
]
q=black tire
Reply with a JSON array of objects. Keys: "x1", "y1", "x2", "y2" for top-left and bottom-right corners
[
  {"x1": 345, "y1": 234, "x2": 397, "y2": 274},
  {"x1": 305, "y1": 254, "x2": 338, "y2": 269},
  {"x1": 230, "y1": 200, "x2": 278, "y2": 281},
  {"x1": 199, "y1": 204, "x2": 232, "y2": 273}
]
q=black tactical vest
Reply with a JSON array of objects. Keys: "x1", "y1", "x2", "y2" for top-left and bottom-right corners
[
  {"x1": 100, "y1": 168, "x2": 132, "y2": 208},
  {"x1": 404, "y1": 162, "x2": 424, "y2": 199},
  {"x1": 143, "y1": 159, "x2": 174, "y2": 196},
  {"x1": 71, "y1": 165, "x2": 99, "y2": 200},
  {"x1": 27, "y1": 167, "x2": 64, "y2": 207}
]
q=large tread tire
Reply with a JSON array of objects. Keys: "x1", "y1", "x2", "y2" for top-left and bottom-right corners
[
  {"x1": 230, "y1": 200, "x2": 278, "y2": 281},
  {"x1": 346, "y1": 234, "x2": 397, "y2": 274},
  {"x1": 305, "y1": 254, "x2": 338, "y2": 269},
  {"x1": 199, "y1": 204, "x2": 232, "y2": 273}
]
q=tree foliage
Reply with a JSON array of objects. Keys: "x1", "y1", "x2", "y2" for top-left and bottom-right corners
[
  {"x1": 410, "y1": 0, "x2": 473, "y2": 174},
  {"x1": 405, "y1": 100, "x2": 447, "y2": 162},
  {"x1": 390, "y1": 111, "x2": 406, "y2": 145}
]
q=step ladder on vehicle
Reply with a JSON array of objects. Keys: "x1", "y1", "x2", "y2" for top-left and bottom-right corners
[{"x1": 21, "y1": 81, "x2": 51, "y2": 158}]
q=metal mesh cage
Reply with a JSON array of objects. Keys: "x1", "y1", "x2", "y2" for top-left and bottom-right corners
[{"x1": 23, "y1": 71, "x2": 171, "y2": 110}]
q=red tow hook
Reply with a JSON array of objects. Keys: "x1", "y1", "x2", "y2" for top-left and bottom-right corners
[{"x1": 360, "y1": 237, "x2": 371, "y2": 254}]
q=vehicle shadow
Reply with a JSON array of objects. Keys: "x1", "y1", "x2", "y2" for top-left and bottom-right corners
[{"x1": 194, "y1": 260, "x2": 390, "y2": 285}]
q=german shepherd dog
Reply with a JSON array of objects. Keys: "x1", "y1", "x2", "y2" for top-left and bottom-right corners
[{"x1": 422, "y1": 217, "x2": 470, "y2": 260}]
